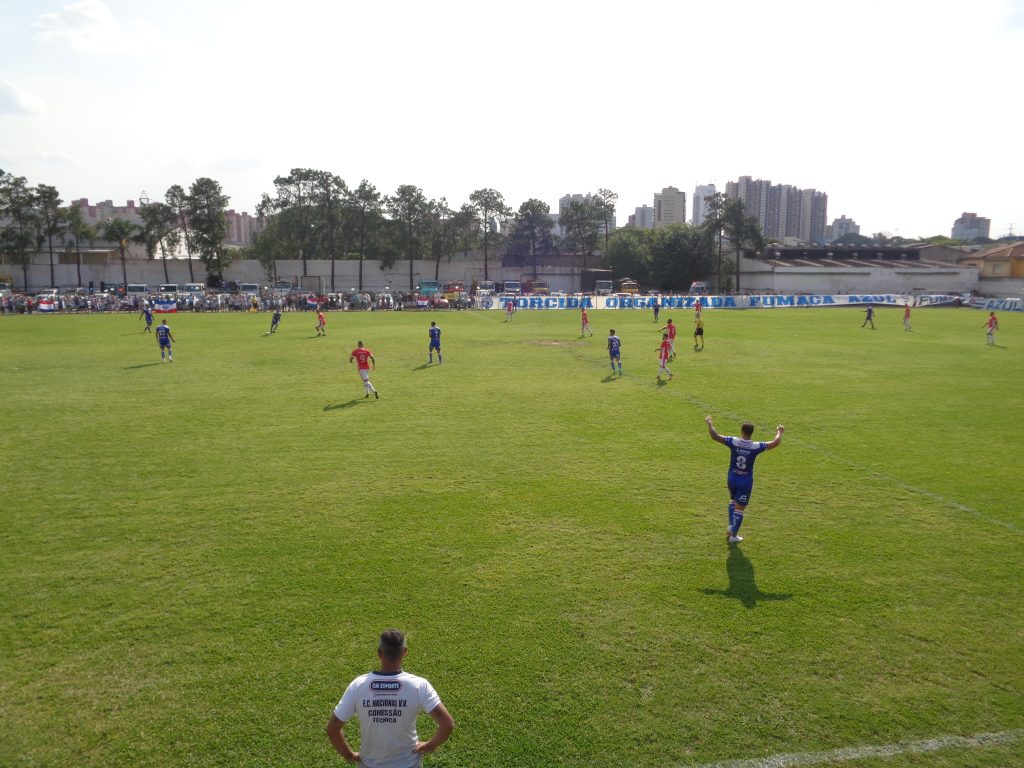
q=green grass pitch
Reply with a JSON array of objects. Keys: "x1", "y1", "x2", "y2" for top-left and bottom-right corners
[{"x1": 1, "y1": 306, "x2": 1021, "y2": 767}]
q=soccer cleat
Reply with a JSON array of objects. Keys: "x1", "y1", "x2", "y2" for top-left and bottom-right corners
[
  {"x1": 365, "y1": 393, "x2": 369, "y2": 399},
  {"x1": 374, "y1": 391, "x2": 379, "y2": 399},
  {"x1": 669, "y1": 373, "x2": 673, "y2": 380},
  {"x1": 728, "y1": 535, "x2": 744, "y2": 544}
]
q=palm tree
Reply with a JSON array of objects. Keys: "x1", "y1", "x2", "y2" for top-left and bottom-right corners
[{"x1": 101, "y1": 218, "x2": 140, "y2": 288}]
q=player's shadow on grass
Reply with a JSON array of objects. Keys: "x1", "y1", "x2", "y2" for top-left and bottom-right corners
[
  {"x1": 601, "y1": 372, "x2": 622, "y2": 382},
  {"x1": 124, "y1": 362, "x2": 162, "y2": 369},
  {"x1": 700, "y1": 547, "x2": 792, "y2": 609},
  {"x1": 413, "y1": 362, "x2": 434, "y2": 371},
  {"x1": 323, "y1": 399, "x2": 363, "y2": 411}
]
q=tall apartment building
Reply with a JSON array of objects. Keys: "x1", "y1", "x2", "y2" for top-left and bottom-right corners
[
  {"x1": 68, "y1": 198, "x2": 262, "y2": 246},
  {"x1": 829, "y1": 215, "x2": 860, "y2": 242},
  {"x1": 70, "y1": 198, "x2": 144, "y2": 227},
  {"x1": 951, "y1": 212, "x2": 990, "y2": 241},
  {"x1": 691, "y1": 184, "x2": 716, "y2": 226},
  {"x1": 725, "y1": 177, "x2": 828, "y2": 244},
  {"x1": 223, "y1": 210, "x2": 264, "y2": 245},
  {"x1": 653, "y1": 186, "x2": 686, "y2": 229},
  {"x1": 628, "y1": 205, "x2": 655, "y2": 228}
]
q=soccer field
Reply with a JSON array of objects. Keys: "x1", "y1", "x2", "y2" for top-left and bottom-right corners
[{"x1": 1, "y1": 306, "x2": 1021, "y2": 767}]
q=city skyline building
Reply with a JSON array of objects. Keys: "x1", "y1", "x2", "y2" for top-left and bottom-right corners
[
  {"x1": 951, "y1": 212, "x2": 991, "y2": 241},
  {"x1": 726, "y1": 176, "x2": 828, "y2": 244},
  {"x1": 628, "y1": 204, "x2": 655, "y2": 229},
  {"x1": 692, "y1": 184, "x2": 716, "y2": 227},
  {"x1": 653, "y1": 186, "x2": 686, "y2": 229},
  {"x1": 829, "y1": 215, "x2": 860, "y2": 242},
  {"x1": 69, "y1": 198, "x2": 262, "y2": 245}
]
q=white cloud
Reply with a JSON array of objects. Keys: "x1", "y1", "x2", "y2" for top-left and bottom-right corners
[
  {"x1": 0, "y1": 81, "x2": 45, "y2": 115},
  {"x1": 32, "y1": 0, "x2": 158, "y2": 56}
]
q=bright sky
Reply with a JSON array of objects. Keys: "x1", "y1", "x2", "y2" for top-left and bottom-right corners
[{"x1": 1, "y1": 0, "x2": 1021, "y2": 239}]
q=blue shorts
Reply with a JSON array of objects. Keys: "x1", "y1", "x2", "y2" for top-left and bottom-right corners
[
  {"x1": 159, "y1": 339, "x2": 171, "y2": 349},
  {"x1": 727, "y1": 473, "x2": 753, "y2": 506},
  {"x1": 609, "y1": 350, "x2": 620, "y2": 359},
  {"x1": 429, "y1": 340, "x2": 441, "y2": 350}
]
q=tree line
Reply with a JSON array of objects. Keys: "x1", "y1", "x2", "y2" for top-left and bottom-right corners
[
  {"x1": 0, "y1": 169, "x2": 230, "y2": 290},
  {"x1": 1, "y1": 166, "x2": 764, "y2": 293}
]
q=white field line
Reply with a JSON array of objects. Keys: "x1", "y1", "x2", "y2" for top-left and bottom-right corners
[
  {"x1": 681, "y1": 728, "x2": 1023, "y2": 768},
  {"x1": 795, "y1": 438, "x2": 1020, "y2": 533}
]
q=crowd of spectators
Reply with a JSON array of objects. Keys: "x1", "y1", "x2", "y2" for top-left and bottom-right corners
[{"x1": 0, "y1": 288, "x2": 479, "y2": 314}]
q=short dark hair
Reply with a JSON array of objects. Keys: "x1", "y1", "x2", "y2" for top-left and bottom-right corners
[
  {"x1": 741, "y1": 422, "x2": 755, "y2": 437},
  {"x1": 378, "y1": 629, "x2": 406, "y2": 660}
]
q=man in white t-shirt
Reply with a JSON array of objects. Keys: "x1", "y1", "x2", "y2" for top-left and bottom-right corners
[{"x1": 327, "y1": 629, "x2": 455, "y2": 767}]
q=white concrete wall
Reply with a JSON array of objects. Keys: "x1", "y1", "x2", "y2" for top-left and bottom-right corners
[
  {"x1": 5, "y1": 251, "x2": 1006, "y2": 296},
  {"x1": 3, "y1": 252, "x2": 585, "y2": 293}
]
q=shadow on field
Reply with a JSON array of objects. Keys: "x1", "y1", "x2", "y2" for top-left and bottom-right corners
[
  {"x1": 124, "y1": 363, "x2": 161, "y2": 369},
  {"x1": 601, "y1": 372, "x2": 622, "y2": 382},
  {"x1": 323, "y1": 399, "x2": 364, "y2": 411},
  {"x1": 700, "y1": 547, "x2": 792, "y2": 609},
  {"x1": 413, "y1": 362, "x2": 433, "y2": 371}
]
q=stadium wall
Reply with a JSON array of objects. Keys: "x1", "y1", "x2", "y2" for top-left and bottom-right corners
[
  {"x1": 1, "y1": 253, "x2": 995, "y2": 296},
  {"x1": 3, "y1": 254, "x2": 580, "y2": 293}
]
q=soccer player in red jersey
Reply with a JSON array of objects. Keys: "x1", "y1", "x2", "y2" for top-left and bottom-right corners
[
  {"x1": 984, "y1": 312, "x2": 999, "y2": 345},
  {"x1": 580, "y1": 308, "x2": 592, "y2": 337},
  {"x1": 349, "y1": 341, "x2": 378, "y2": 398},
  {"x1": 658, "y1": 319, "x2": 677, "y2": 359},
  {"x1": 315, "y1": 309, "x2": 327, "y2": 336},
  {"x1": 656, "y1": 333, "x2": 673, "y2": 381}
]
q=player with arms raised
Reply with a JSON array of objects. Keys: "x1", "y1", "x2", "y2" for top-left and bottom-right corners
[{"x1": 705, "y1": 416, "x2": 784, "y2": 544}]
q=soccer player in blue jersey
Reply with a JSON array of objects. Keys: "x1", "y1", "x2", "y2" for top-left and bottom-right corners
[
  {"x1": 705, "y1": 415, "x2": 784, "y2": 544},
  {"x1": 428, "y1": 321, "x2": 442, "y2": 364},
  {"x1": 139, "y1": 304, "x2": 154, "y2": 332},
  {"x1": 270, "y1": 308, "x2": 282, "y2": 334},
  {"x1": 155, "y1": 319, "x2": 175, "y2": 362},
  {"x1": 607, "y1": 329, "x2": 622, "y2": 375},
  {"x1": 862, "y1": 304, "x2": 875, "y2": 329}
]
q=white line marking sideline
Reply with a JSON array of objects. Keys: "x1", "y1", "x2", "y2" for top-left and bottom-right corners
[{"x1": 681, "y1": 728, "x2": 1023, "y2": 768}]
